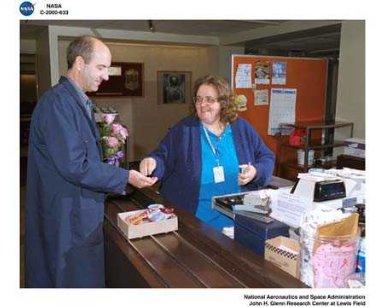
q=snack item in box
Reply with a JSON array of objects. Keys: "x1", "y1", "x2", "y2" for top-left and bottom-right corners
[
  {"x1": 125, "y1": 204, "x2": 175, "y2": 225},
  {"x1": 148, "y1": 204, "x2": 164, "y2": 211},
  {"x1": 160, "y1": 207, "x2": 174, "y2": 214},
  {"x1": 126, "y1": 211, "x2": 148, "y2": 225}
]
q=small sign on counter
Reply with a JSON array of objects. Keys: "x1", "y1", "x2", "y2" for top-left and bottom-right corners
[{"x1": 270, "y1": 189, "x2": 312, "y2": 228}]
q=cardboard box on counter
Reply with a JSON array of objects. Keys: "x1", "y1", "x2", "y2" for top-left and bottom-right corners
[
  {"x1": 117, "y1": 209, "x2": 178, "y2": 240},
  {"x1": 265, "y1": 236, "x2": 300, "y2": 278}
]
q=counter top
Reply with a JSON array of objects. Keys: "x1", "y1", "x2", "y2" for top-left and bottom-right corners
[{"x1": 104, "y1": 183, "x2": 306, "y2": 288}]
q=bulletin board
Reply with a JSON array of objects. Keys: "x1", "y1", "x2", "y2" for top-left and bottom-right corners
[{"x1": 231, "y1": 55, "x2": 328, "y2": 155}]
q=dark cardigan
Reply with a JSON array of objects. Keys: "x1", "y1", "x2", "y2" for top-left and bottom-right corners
[{"x1": 150, "y1": 116, "x2": 275, "y2": 214}]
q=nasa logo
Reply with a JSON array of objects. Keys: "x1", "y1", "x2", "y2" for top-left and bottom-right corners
[{"x1": 19, "y1": 1, "x2": 34, "y2": 16}]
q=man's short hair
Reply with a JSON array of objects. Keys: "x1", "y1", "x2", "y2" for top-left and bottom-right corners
[{"x1": 66, "y1": 35, "x2": 97, "y2": 69}]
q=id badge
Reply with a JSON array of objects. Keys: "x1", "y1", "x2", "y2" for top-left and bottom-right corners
[{"x1": 213, "y1": 166, "x2": 225, "y2": 183}]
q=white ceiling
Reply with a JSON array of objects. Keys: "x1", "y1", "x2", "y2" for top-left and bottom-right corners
[
  {"x1": 20, "y1": 20, "x2": 287, "y2": 38},
  {"x1": 20, "y1": 20, "x2": 341, "y2": 54}
]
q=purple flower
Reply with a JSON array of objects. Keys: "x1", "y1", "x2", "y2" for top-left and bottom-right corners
[
  {"x1": 102, "y1": 113, "x2": 117, "y2": 125},
  {"x1": 116, "y1": 151, "x2": 124, "y2": 159},
  {"x1": 106, "y1": 151, "x2": 124, "y2": 167},
  {"x1": 106, "y1": 136, "x2": 119, "y2": 148}
]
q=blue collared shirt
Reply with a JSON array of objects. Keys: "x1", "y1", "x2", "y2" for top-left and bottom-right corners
[
  {"x1": 67, "y1": 77, "x2": 93, "y2": 118},
  {"x1": 195, "y1": 124, "x2": 240, "y2": 230}
]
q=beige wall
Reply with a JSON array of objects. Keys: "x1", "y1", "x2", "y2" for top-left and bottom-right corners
[
  {"x1": 336, "y1": 20, "x2": 365, "y2": 139},
  {"x1": 58, "y1": 40, "x2": 219, "y2": 160},
  {"x1": 218, "y1": 45, "x2": 244, "y2": 81}
]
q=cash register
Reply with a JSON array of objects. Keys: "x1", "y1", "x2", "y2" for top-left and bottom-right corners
[
  {"x1": 212, "y1": 191, "x2": 273, "y2": 223},
  {"x1": 290, "y1": 170, "x2": 363, "y2": 208},
  {"x1": 291, "y1": 178, "x2": 346, "y2": 202}
]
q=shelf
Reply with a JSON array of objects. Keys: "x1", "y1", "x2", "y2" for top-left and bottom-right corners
[
  {"x1": 280, "y1": 140, "x2": 346, "y2": 150},
  {"x1": 283, "y1": 160, "x2": 337, "y2": 171},
  {"x1": 279, "y1": 120, "x2": 354, "y2": 130},
  {"x1": 276, "y1": 121, "x2": 353, "y2": 180}
]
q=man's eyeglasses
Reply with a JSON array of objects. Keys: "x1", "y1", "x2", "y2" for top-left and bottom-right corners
[{"x1": 193, "y1": 96, "x2": 219, "y2": 104}]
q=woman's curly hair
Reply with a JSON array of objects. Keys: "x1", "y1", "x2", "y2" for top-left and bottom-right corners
[{"x1": 190, "y1": 75, "x2": 238, "y2": 123}]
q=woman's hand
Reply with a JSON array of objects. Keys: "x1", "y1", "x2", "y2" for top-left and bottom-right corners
[
  {"x1": 140, "y1": 157, "x2": 157, "y2": 176},
  {"x1": 238, "y1": 164, "x2": 257, "y2": 186}
]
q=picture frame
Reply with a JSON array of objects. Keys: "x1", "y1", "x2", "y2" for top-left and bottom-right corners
[
  {"x1": 157, "y1": 71, "x2": 191, "y2": 104},
  {"x1": 90, "y1": 62, "x2": 144, "y2": 97}
]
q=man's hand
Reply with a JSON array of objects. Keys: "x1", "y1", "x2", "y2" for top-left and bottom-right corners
[
  {"x1": 128, "y1": 170, "x2": 158, "y2": 188},
  {"x1": 238, "y1": 164, "x2": 257, "y2": 186},
  {"x1": 139, "y1": 157, "x2": 157, "y2": 176}
]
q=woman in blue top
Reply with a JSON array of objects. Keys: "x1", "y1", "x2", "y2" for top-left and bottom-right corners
[{"x1": 140, "y1": 75, "x2": 275, "y2": 231}]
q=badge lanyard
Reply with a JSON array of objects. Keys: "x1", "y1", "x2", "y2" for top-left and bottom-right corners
[{"x1": 202, "y1": 125, "x2": 225, "y2": 183}]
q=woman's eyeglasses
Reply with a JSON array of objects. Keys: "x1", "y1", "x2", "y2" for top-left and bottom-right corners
[{"x1": 193, "y1": 96, "x2": 219, "y2": 104}]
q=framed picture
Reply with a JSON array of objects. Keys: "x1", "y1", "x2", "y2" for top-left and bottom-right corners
[
  {"x1": 90, "y1": 62, "x2": 144, "y2": 97},
  {"x1": 157, "y1": 71, "x2": 191, "y2": 104}
]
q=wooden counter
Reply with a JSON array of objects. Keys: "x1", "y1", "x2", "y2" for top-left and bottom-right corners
[{"x1": 104, "y1": 179, "x2": 307, "y2": 288}]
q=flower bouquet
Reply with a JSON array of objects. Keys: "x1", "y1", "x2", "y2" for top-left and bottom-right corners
[{"x1": 94, "y1": 106, "x2": 129, "y2": 167}]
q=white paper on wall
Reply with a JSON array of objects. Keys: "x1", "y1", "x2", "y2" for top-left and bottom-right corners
[
  {"x1": 254, "y1": 60, "x2": 271, "y2": 85},
  {"x1": 272, "y1": 61, "x2": 287, "y2": 85},
  {"x1": 268, "y1": 88, "x2": 297, "y2": 135},
  {"x1": 235, "y1": 64, "x2": 252, "y2": 88},
  {"x1": 254, "y1": 89, "x2": 269, "y2": 105}
]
